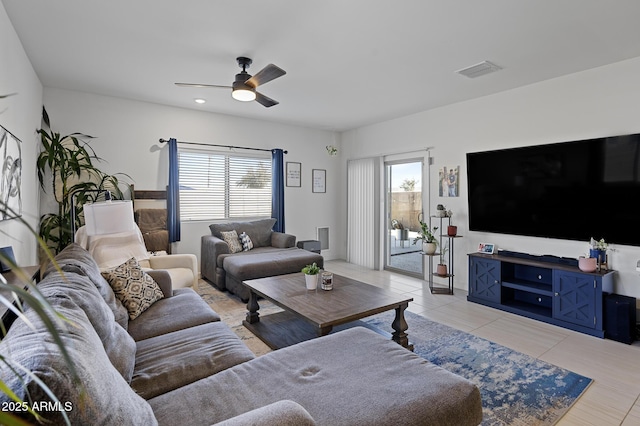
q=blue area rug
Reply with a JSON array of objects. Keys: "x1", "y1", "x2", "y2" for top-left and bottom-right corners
[{"x1": 363, "y1": 311, "x2": 592, "y2": 426}]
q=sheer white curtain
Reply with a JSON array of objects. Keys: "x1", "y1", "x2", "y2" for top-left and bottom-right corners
[{"x1": 347, "y1": 158, "x2": 378, "y2": 268}]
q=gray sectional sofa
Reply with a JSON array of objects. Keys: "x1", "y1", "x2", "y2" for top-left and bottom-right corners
[
  {"x1": 201, "y1": 218, "x2": 324, "y2": 301},
  {"x1": 0, "y1": 243, "x2": 483, "y2": 425}
]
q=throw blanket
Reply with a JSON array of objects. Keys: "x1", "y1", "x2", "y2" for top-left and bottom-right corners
[
  {"x1": 136, "y1": 209, "x2": 170, "y2": 253},
  {"x1": 75, "y1": 225, "x2": 151, "y2": 269},
  {"x1": 136, "y1": 209, "x2": 167, "y2": 232}
]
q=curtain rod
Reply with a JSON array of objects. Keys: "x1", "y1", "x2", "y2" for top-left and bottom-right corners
[
  {"x1": 159, "y1": 138, "x2": 287, "y2": 154},
  {"x1": 347, "y1": 147, "x2": 433, "y2": 162}
]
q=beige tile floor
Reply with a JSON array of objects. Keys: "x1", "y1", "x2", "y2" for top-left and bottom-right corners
[{"x1": 196, "y1": 259, "x2": 640, "y2": 426}]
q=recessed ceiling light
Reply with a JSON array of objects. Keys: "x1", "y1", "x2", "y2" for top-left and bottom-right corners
[{"x1": 194, "y1": 98, "x2": 206, "y2": 104}]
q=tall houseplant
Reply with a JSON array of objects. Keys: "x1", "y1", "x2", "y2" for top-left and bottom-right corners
[{"x1": 36, "y1": 107, "x2": 130, "y2": 254}]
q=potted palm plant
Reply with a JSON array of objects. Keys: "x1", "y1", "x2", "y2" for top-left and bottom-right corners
[
  {"x1": 413, "y1": 221, "x2": 438, "y2": 255},
  {"x1": 36, "y1": 107, "x2": 130, "y2": 254}
]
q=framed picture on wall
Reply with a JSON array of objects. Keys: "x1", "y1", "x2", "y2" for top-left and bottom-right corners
[
  {"x1": 286, "y1": 162, "x2": 301, "y2": 187},
  {"x1": 312, "y1": 169, "x2": 326, "y2": 193},
  {"x1": 439, "y1": 165, "x2": 460, "y2": 197},
  {"x1": 0, "y1": 125, "x2": 22, "y2": 220}
]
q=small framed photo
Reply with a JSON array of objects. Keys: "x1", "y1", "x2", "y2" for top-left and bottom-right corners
[
  {"x1": 286, "y1": 162, "x2": 301, "y2": 187},
  {"x1": 478, "y1": 243, "x2": 495, "y2": 254},
  {"x1": 312, "y1": 169, "x2": 326, "y2": 193}
]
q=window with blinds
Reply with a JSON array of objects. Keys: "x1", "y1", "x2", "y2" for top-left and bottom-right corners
[{"x1": 178, "y1": 149, "x2": 272, "y2": 221}]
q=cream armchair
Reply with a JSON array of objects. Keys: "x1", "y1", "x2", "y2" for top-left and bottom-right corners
[{"x1": 75, "y1": 225, "x2": 198, "y2": 289}]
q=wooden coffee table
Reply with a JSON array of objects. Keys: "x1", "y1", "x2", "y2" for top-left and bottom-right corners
[{"x1": 242, "y1": 272, "x2": 414, "y2": 350}]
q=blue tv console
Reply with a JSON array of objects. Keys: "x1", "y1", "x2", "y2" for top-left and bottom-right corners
[{"x1": 467, "y1": 251, "x2": 614, "y2": 338}]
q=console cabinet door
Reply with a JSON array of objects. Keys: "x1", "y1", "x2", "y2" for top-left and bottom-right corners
[
  {"x1": 469, "y1": 257, "x2": 501, "y2": 303},
  {"x1": 553, "y1": 271, "x2": 596, "y2": 329}
]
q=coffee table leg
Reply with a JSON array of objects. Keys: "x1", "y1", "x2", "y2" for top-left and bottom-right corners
[
  {"x1": 245, "y1": 290, "x2": 260, "y2": 324},
  {"x1": 318, "y1": 325, "x2": 333, "y2": 337},
  {"x1": 391, "y1": 302, "x2": 413, "y2": 350}
]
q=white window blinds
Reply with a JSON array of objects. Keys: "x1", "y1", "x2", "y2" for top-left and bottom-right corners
[{"x1": 178, "y1": 149, "x2": 272, "y2": 221}]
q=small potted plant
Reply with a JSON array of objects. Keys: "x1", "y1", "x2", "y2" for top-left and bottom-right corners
[
  {"x1": 413, "y1": 221, "x2": 438, "y2": 254},
  {"x1": 436, "y1": 244, "x2": 449, "y2": 275},
  {"x1": 589, "y1": 238, "x2": 608, "y2": 264},
  {"x1": 302, "y1": 262, "x2": 320, "y2": 290},
  {"x1": 446, "y1": 210, "x2": 457, "y2": 236}
]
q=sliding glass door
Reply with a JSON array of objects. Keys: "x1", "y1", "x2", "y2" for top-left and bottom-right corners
[{"x1": 384, "y1": 160, "x2": 424, "y2": 276}]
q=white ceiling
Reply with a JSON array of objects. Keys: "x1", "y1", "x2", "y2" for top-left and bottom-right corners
[{"x1": 5, "y1": 0, "x2": 640, "y2": 132}]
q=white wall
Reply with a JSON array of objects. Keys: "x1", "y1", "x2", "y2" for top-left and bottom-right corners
[
  {"x1": 0, "y1": 2, "x2": 44, "y2": 267},
  {"x1": 41, "y1": 88, "x2": 345, "y2": 266},
  {"x1": 342, "y1": 56, "x2": 640, "y2": 299}
]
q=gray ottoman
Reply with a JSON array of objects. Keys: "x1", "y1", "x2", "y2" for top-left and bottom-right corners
[
  {"x1": 149, "y1": 327, "x2": 483, "y2": 425},
  {"x1": 224, "y1": 247, "x2": 324, "y2": 301}
]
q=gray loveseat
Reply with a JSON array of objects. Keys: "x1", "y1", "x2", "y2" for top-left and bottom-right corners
[
  {"x1": 0, "y1": 244, "x2": 483, "y2": 425},
  {"x1": 201, "y1": 218, "x2": 324, "y2": 301}
]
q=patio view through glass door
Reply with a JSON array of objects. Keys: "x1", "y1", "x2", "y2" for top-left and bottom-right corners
[{"x1": 385, "y1": 160, "x2": 423, "y2": 276}]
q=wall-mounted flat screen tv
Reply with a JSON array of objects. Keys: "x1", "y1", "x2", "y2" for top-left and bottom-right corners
[{"x1": 466, "y1": 133, "x2": 640, "y2": 247}]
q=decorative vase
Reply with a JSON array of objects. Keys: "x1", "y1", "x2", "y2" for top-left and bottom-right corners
[
  {"x1": 423, "y1": 242, "x2": 437, "y2": 255},
  {"x1": 436, "y1": 264, "x2": 448, "y2": 276},
  {"x1": 447, "y1": 225, "x2": 457, "y2": 236},
  {"x1": 305, "y1": 274, "x2": 318, "y2": 290},
  {"x1": 578, "y1": 256, "x2": 597, "y2": 273}
]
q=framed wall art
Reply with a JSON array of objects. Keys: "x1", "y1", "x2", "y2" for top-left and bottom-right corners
[
  {"x1": 312, "y1": 169, "x2": 326, "y2": 193},
  {"x1": 286, "y1": 162, "x2": 301, "y2": 187},
  {"x1": 439, "y1": 165, "x2": 460, "y2": 197},
  {"x1": 0, "y1": 125, "x2": 22, "y2": 220}
]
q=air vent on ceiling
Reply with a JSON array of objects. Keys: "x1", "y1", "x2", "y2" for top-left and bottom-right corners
[{"x1": 456, "y1": 61, "x2": 502, "y2": 78}]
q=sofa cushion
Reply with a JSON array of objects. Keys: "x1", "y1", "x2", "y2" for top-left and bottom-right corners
[
  {"x1": 102, "y1": 257, "x2": 165, "y2": 320},
  {"x1": 127, "y1": 288, "x2": 221, "y2": 341},
  {"x1": 221, "y1": 230, "x2": 243, "y2": 254},
  {"x1": 216, "y1": 246, "x2": 285, "y2": 268},
  {"x1": 210, "y1": 218, "x2": 276, "y2": 248},
  {"x1": 213, "y1": 400, "x2": 316, "y2": 426},
  {"x1": 37, "y1": 269, "x2": 137, "y2": 383},
  {"x1": 239, "y1": 231, "x2": 253, "y2": 251},
  {"x1": 44, "y1": 243, "x2": 130, "y2": 329},
  {"x1": 132, "y1": 322, "x2": 255, "y2": 399},
  {"x1": 223, "y1": 247, "x2": 324, "y2": 281},
  {"x1": 0, "y1": 293, "x2": 157, "y2": 425},
  {"x1": 149, "y1": 327, "x2": 482, "y2": 426}
]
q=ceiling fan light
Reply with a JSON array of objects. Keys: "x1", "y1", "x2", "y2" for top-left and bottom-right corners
[{"x1": 232, "y1": 88, "x2": 256, "y2": 102}]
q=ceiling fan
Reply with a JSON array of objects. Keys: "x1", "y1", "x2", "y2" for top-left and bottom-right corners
[{"x1": 175, "y1": 57, "x2": 286, "y2": 107}]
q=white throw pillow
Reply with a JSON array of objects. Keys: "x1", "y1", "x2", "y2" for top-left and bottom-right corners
[{"x1": 239, "y1": 231, "x2": 254, "y2": 251}]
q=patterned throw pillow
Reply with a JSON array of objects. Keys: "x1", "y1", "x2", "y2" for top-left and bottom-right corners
[
  {"x1": 221, "y1": 230, "x2": 243, "y2": 254},
  {"x1": 239, "y1": 231, "x2": 254, "y2": 251},
  {"x1": 101, "y1": 258, "x2": 164, "y2": 320}
]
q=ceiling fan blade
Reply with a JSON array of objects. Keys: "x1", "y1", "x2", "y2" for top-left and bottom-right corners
[
  {"x1": 255, "y1": 91, "x2": 279, "y2": 108},
  {"x1": 245, "y1": 64, "x2": 286, "y2": 88},
  {"x1": 175, "y1": 83, "x2": 232, "y2": 89}
]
